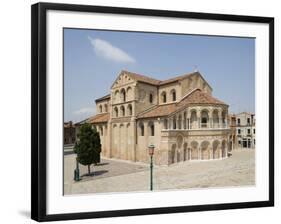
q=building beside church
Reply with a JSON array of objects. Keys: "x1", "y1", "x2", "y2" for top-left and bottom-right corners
[
  {"x1": 235, "y1": 112, "x2": 256, "y2": 149},
  {"x1": 88, "y1": 70, "x2": 231, "y2": 165},
  {"x1": 227, "y1": 112, "x2": 256, "y2": 150},
  {"x1": 64, "y1": 121, "x2": 76, "y2": 145}
]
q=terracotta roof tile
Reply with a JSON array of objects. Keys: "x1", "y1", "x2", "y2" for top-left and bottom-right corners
[
  {"x1": 123, "y1": 70, "x2": 204, "y2": 86},
  {"x1": 89, "y1": 113, "x2": 109, "y2": 124},
  {"x1": 138, "y1": 104, "x2": 178, "y2": 118},
  {"x1": 123, "y1": 70, "x2": 161, "y2": 85},
  {"x1": 178, "y1": 89, "x2": 226, "y2": 106},
  {"x1": 138, "y1": 89, "x2": 227, "y2": 119}
]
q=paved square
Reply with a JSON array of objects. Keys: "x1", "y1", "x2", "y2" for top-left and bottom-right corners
[{"x1": 64, "y1": 149, "x2": 255, "y2": 195}]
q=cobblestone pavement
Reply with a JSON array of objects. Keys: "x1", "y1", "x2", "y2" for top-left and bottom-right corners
[{"x1": 64, "y1": 149, "x2": 255, "y2": 195}]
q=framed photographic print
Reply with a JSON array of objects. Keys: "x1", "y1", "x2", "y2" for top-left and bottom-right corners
[{"x1": 31, "y1": 2, "x2": 274, "y2": 222}]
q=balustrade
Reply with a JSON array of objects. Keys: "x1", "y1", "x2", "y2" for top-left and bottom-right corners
[{"x1": 162, "y1": 120, "x2": 229, "y2": 130}]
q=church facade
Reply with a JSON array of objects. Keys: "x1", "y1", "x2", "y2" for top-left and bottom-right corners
[{"x1": 88, "y1": 70, "x2": 231, "y2": 165}]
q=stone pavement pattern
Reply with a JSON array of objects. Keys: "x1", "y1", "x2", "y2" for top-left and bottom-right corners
[{"x1": 64, "y1": 150, "x2": 255, "y2": 195}]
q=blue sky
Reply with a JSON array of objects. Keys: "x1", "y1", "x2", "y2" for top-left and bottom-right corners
[{"x1": 64, "y1": 28, "x2": 255, "y2": 122}]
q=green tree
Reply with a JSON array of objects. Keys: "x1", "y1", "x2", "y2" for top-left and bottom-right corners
[{"x1": 74, "y1": 123, "x2": 101, "y2": 175}]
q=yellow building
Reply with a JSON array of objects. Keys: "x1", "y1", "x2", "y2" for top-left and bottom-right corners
[{"x1": 89, "y1": 70, "x2": 231, "y2": 165}]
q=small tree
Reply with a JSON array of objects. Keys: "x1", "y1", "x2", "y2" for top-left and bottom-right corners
[{"x1": 74, "y1": 123, "x2": 101, "y2": 175}]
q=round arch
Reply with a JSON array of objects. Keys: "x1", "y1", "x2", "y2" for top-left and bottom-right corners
[
  {"x1": 148, "y1": 121, "x2": 155, "y2": 136},
  {"x1": 170, "y1": 89, "x2": 176, "y2": 101},
  {"x1": 201, "y1": 140, "x2": 210, "y2": 160},
  {"x1": 120, "y1": 88, "x2": 126, "y2": 102},
  {"x1": 176, "y1": 134, "x2": 184, "y2": 149},
  {"x1": 200, "y1": 109, "x2": 209, "y2": 128},
  {"x1": 120, "y1": 105, "x2": 125, "y2": 116},
  {"x1": 161, "y1": 91, "x2": 167, "y2": 103},
  {"x1": 190, "y1": 110, "x2": 197, "y2": 129},
  {"x1": 171, "y1": 144, "x2": 176, "y2": 164},
  {"x1": 127, "y1": 104, "x2": 132, "y2": 116},
  {"x1": 212, "y1": 109, "x2": 219, "y2": 128},
  {"x1": 126, "y1": 86, "x2": 132, "y2": 101},
  {"x1": 114, "y1": 90, "x2": 120, "y2": 103},
  {"x1": 190, "y1": 140, "x2": 199, "y2": 160},
  {"x1": 138, "y1": 121, "x2": 144, "y2": 136},
  {"x1": 99, "y1": 104, "x2": 103, "y2": 113},
  {"x1": 178, "y1": 114, "x2": 182, "y2": 129},
  {"x1": 213, "y1": 140, "x2": 220, "y2": 159},
  {"x1": 114, "y1": 107, "x2": 118, "y2": 117}
]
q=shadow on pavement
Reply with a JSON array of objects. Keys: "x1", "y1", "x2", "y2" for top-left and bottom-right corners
[
  {"x1": 81, "y1": 170, "x2": 108, "y2": 178},
  {"x1": 94, "y1": 162, "x2": 109, "y2": 166}
]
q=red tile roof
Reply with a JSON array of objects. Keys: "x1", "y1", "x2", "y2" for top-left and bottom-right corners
[
  {"x1": 123, "y1": 70, "x2": 203, "y2": 86},
  {"x1": 123, "y1": 70, "x2": 161, "y2": 85},
  {"x1": 101, "y1": 70, "x2": 213, "y2": 102},
  {"x1": 138, "y1": 89, "x2": 227, "y2": 119},
  {"x1": 89, "y1": 113, "x2": 109, "y2": 124}
]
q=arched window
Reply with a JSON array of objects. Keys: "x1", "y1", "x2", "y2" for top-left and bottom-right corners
[
  {"x1": 201, "y1": 110, "x2": 209, "y2": 128},
  {"x1": 149, "y1": 93, "x2": 153, "y2": 103},
  {"x1": 222, "y1": 111, "x2": 227, "y2": 125},
  {"x1": 178, "y1": 115, "x2": 182, "y2": 129},
  {"x1": 104, "y1": 104, "x2": 108, "y2": 113},
  {"x1": 120, "y1": 106, "x2": 125, "y2": 116},
  {"x1": 173, "y1": 117, "x2": 177, "y2": 129},
  {"x1": 171, "y1": 89, "x2": 176, "y2": 101},
  {"x1": 99, "y1": 105, "x2": 102, "y2": 113},
  {"x1": 114, "y1": 107, "x2": 118, "y2": 117},
  {"x1": 126, "y1": 86, "x2": 132, "y2": 101},
  {"x1": 127, "y1": 104, "x2": 132, "y2": 116},
  {"x1": 139, "y1": 122, "x2": 144, "y2": 136},
  {"x1": 161, "y1": 91, "x2": 167, "y2": 103},
  {"x1": 201, "y1": 117, "x2": 207, "y2": 125},
  {"x1": 121, "y1": 88, "x2": 126, "y2": 102},
  {"x1": 212, "y1": 110, "x2": 219, "y2": 128},
  {"x1": 148, "y1": 121, "x2": 155, "y2": 136},
  {"x1": 114, "y1": 90, "x2": 119, "y2": 103},
  {"x1": 190, "y1": 110, "x2": 197, "y2": 129}
]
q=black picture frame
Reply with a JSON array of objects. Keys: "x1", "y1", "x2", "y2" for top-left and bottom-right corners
[{"x1": 31, "y1": 2, "x2": 274, "y2": 222}]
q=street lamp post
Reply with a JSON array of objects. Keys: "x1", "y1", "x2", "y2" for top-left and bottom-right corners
[
  {"x1": 74, "y1": 157, "x2": 80, "y2": 181},
  {"x1": 148, "y1": 144, "x2": 155, "y2": 191}
]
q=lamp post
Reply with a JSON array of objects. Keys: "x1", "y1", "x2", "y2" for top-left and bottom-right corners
[
  {"x1": 74, "y1": 157, "x2": 80, "y2": 181},
  {"x1": 148, "y1": 144, "x2": 155, "y2": 191}
]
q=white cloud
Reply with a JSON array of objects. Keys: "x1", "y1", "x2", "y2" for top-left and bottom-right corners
[
  {"x1": 73, "y1": 107, "x2": 96, "y2": 115},
  {"x1": 88, "y1": 36, "x2": 136, "y2": 63}
]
